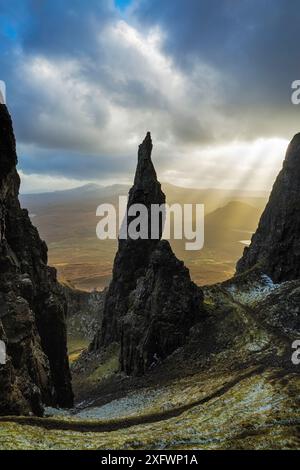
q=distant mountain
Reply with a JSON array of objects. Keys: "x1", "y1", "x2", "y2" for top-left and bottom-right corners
[
  {"x1": 205, "y1": 200, "x2": 262, "y2": 246},
  {"x1": 162, "y1": 182, "x2": 268, "y2": 213},
  {"x1": 21, "y1": 181, "x2": 268, "y2": 216},
  {"x1": 21, "y1": 183, "x2": 130, "y2": 210}
]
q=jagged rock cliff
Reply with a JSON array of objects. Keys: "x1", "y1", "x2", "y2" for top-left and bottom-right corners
[
  {"x1": 91, "y1": 132, "x2": 204, "y2": 375},
  {"x1": 237, "y1": 133, "x2": 300, "y2": 282},
  {"x1": 0, "y1": 104, "x2": 73, "y2": 416},
  {"x1": 64, "y1": 285, "x2": 104, "y2": 343},
  {"x1": 120, "y1": 239, "x2": 204, "y2": 375}
]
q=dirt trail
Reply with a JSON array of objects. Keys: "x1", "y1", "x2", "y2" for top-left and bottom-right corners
[
  {"x1": 222, "y1": 285, "x2": 293, "y2": 349},
  {"x1": 0, "y1": 366, "x2": 264, "y2": 433}
]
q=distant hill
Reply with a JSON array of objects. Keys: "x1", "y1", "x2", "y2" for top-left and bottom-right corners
[
  {"x1": 21, "y1": 183, "x2": 130, "y2": 211},
  {"x1": 205, "y1": 200, "x2": 262, "y2": 246},
  {"x1": 21, "y1": 182, "x2": 268, "y2": 214},
  {"x1": 162, "y1": 182, "x2": 268, "y2": 213}
]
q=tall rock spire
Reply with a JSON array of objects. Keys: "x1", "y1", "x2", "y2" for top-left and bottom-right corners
[
  {"x1": 134, "y1": 132, "x2": 156, "y2": 186},
  {"x1": 91, "y1": 133, "x2": 204, "y2": 375},
  {"x1": 122, "y1": 131, "x2": 166, "y2": 245},
  {"x1": 0, "y1": 104, "x2": 73, "y2": 415},
  {"x1": 236, "y1": 133, "x2": 300, "y2": 282}
]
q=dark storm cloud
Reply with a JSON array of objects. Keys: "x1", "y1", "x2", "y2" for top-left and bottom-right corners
[
  {"x1": 135, "y1": 0, "x2": 300, "y2": 108},
  {"x1": 0, "y1": 0, "x2": 299, "y2": 190},
  {"x1": 22, "y1": 0, "x2": 115, "y2": 57},
  {"x1": 0, "y1": 0, "x2": 118, "y2": 168},
  {"x1": 19, "y1": 146, "x2": 130, "y2": 180}
]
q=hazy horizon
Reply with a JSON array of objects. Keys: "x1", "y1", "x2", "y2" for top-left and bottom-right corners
[{"x1": 19, "y1": 179, "x2": 272, "y2": 195}]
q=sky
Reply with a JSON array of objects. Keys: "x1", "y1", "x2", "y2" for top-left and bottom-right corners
[{"x1": 0, "y1": 0, "x2": 299, "y2": 193}]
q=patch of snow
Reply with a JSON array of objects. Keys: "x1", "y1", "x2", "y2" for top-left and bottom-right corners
[
  {"x1": 227, "y1": 274, "x2": 279, "y2": 306},
  {"x1": 246, "y1": 338, "x2": 269, "y2": 352},
  {"x1": 239, "y1": 240, "x2": 251, "y2": 246},
  {"x1": 75, "y1": 388, "x2": 164, "y2": 420},
  {"x1": 44, "y1": 407, "x2": 70, "y2": 417}
]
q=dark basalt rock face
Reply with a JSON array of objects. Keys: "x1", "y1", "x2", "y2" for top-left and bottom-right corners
[
  {"x1": 120, "y1": 240, "x2": 203, "y2": 375},
  {"x1": 64, "y1": 285, "x2": 105, "y2": 343},
  {"x1": 91, "y1": 132, "x2": 204, "y2": 375},
  {"x1": 237, "y1": 133, "x2": 300, "y2": 283},
  {"x1": 0, "y1": 104, "x2": 73, "y2": 415}
]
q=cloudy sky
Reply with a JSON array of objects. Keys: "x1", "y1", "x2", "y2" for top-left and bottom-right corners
[{"x1": 0, "y1": 0, "x2": 299, "y2": 193}]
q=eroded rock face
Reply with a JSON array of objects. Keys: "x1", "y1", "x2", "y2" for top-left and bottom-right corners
[
  {"x1": 237, "y1": 134, "x2": 300, "y2": 283},
  {"x1": 120, "y1": 240, "x2": 203, "y2": 375},
  {"x1": 91, "y1": 133, "x2": 204, "y2": 375},
  {"x1": 64, "y1": 286, "x2": 105, "y2": 343},
  {"x1": 0, "y1": 104, "x2": 73, "y2": 415}
]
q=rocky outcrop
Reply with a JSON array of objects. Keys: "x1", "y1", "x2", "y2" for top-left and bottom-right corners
[
  {"x1": 92, "y1": 133, "x2": 166, "y2": 349},
  {"x1": 91, "y1": 132, "x2": 204, "y2": 375},
  {"x1": 0, "y1": 104, "x2": 73, "y2": 416},
  {"x1": 64, "y1": 285, "x2": 105, "y2": 342},
  {"x1": 236, "y1": 133, "x2": 300, "y2": 282}
]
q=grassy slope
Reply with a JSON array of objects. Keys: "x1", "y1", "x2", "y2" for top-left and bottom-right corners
[
  {"x1": 1, "y1": 279, "x2": 299, "y2": 450},
  {"x1": 0, "y1": 368, "x2": 298, "y2": 450}
]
